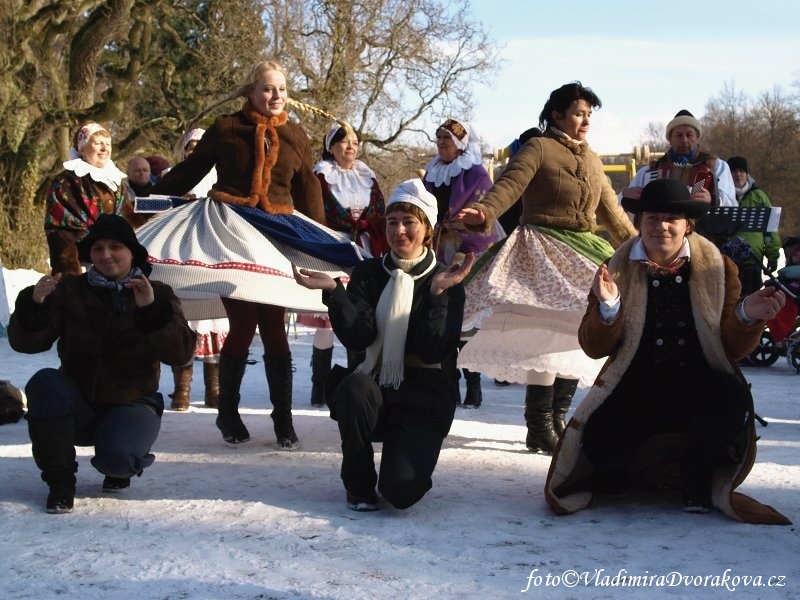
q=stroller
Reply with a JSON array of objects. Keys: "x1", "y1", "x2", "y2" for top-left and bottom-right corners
[{"x1": 747, "y1": 263, "x2": 800, "y2": 372}]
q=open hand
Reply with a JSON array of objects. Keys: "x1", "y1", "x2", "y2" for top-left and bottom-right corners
[
  {"x1": 32, "y1": 273, "x2": 62, "y2": 304},
  {"x1": 592, "y1": 264, "x2": 618, "y2": 303},
  {"x1": 454, "y1": 207, "x2": 486, "y2": 226},
  {"x1": 124, "y1": 274, "x2": 155, "y2": 307},
  {"x1": 292, "y1": 264, "x2": 337, "y2": 291},
  {"x1": 431, "y1": 252, "x2": 476, "y2": 295}
]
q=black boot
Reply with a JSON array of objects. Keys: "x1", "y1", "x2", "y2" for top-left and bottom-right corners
[
  {"x1": 310, "y1": 347, "x2": 333, "y2": 408},
  {"x1": 265, "y1": 354, "x2": 299, "y2": 450},
  {"x1": 28, "y1": 415, "x2": 78, "y2": 514},
  {"x1": 524, "y1": 384, "x2": 558, "y2": 454},
  {"x1": 215, "y1": 355, "x2": 250, "y2": 444},
  {"x1": 552, "y1": 377, "x2": 578, "y2": 437},
  {"x1": 462, "y1": 369, "x2": 483, "y2": 408}
]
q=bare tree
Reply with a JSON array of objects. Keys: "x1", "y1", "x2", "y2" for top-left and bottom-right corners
[
  {"x1": 0, "y1": 0, "x2": 495, "y2": 268},
  {"x1": 262, "y1": 0, "x2": 496, "y2": 163},
  {"x1": 0, "y1": 0, "x2": 267, "y2": 268},
  {"x1": 703, "y1": 83, "x2": 800, "y2": 234}
]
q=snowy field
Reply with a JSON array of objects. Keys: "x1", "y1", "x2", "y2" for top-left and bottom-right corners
[{"x1": 1, "y1": 268, "x2": 799, "y2": 600}]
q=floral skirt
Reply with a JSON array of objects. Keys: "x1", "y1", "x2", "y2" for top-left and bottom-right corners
[{"x1": 458, "y1": 225, "x2": 612, "y2": 387}]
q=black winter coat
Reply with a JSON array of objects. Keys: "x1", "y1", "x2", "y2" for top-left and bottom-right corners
[{"x1": 322, "y1": 251, "x2": 464, "y2": 435}]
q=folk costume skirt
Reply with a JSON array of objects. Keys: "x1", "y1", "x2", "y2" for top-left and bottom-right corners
[
  {"x1": 458, "y1": 224, "x2": 612, "y2": 386},
  {"x1": 135, "y1": 199, "x2": 366, "y2": 321}
]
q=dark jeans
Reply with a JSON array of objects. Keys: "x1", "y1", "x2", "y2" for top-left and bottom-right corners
[
  {"x1": 333, "y1": 371, "x2": 446, "y2": 509},
  {"x1": 25, "y1": 368, "x2": 163, "y2": 479},
  {"x1": 582, "y1": 368, "x2": 750, "y2": 497}
]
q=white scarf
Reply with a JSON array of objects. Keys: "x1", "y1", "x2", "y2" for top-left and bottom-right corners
[
  {"x1": 63, "y1": 157, "x2": 126, "y2": 192},
  {"x1": 356, "y1": 249, "x2": 438, "y2": 389}
]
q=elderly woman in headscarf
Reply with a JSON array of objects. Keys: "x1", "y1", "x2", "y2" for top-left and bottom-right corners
[
  {"x1": 44, "y1": 122, "x2": 136, "y2": 276},
  {"x1": 423, "y1": 118, "x2": 504, "y2": 409},
  {"x1": 300, "y1": 122, "x2": 387, "y2": 408},
  {"x1": 293, "y1": 179, "x2": 474, "y2": 512}
]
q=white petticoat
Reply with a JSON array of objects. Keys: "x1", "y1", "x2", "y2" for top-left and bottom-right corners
[
  {"x1": 458, "y1": 225, "x2": 605, "y2": 387},
  {"x1": 135, "y1": 199, "x2": 363, "y2": 320}
]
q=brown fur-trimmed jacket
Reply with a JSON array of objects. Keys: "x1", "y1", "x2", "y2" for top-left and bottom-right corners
[
  {"x1": 468, "y1": 129, "x2": 636, "y2": 245},
  {"x1": 545, "y1": 233, "x2": 791, "y2": 524},
  {"x1": 153, "y1": 102, "x2": 324, "y2": 223}
]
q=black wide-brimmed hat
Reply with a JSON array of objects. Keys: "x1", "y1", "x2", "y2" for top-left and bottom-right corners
[
  {"x1": 622, "y1": 178, "x2": 710, "y2": 219},
  {"x1": 77, "y1": 214, "x2": 151, "y2": 275}
]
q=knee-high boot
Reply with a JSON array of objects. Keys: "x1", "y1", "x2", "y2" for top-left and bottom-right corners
[
  {"x1": 215, "y1": 355, "x2": 250, "y2": 444},
  {"x1": 203, "y1": 362, "x2": 219, "y2": 408},
  {"x1": 552, "y1": 377, "x2": 578, "y2": 437},
  {"x1": 28, "y1": 415, "x2": 78, "y2": 513},
  {"x1": 462, "y1": 369, "x2": 483, "y2": 408},
  {"x1": 265, "y1": 354, "x2": 299, "y2": 450},
  {"x1": 524, "y1": 384, "x2": 557, "y2": 454},
  {"x1": 169, "y1": 364, "x2": 193, "y2": 411},
  {"x1": 310, "y1": 347, "x2": 333, "y2": 408}
]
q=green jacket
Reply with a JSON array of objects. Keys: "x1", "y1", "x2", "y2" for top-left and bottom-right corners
[{"x1": 733, "y1": 184, "x2": 780, "y2": 264}]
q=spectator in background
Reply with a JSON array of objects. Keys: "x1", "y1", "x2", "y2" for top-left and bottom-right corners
[
  {"x1": 623, "y1": 110, "x2": 736, "y2": 208},
  {"x1": 165, "y1": 130, "x2": 226, "y2": 411},
  {"x1": 44, "y1": 121, "x2": 137, "y2": 276},
  {"x1": 301, "y1": 121, "x2": 387, "y2": 408},
  {"x1": 423, "y1": 118, "x2": 503, "y2": 409},
  {"x1": 145, "y1": 155, "x2": 171, "y2": 183},
  {"x1": 720, "y1": 156, "x2": 780, "y2": 295},
  {"x1": 126, "y1": 156, "x2": 153, "y2": 197},
  {"x1": 175, "y1": 129, "x2": 217, "y2": 198}
]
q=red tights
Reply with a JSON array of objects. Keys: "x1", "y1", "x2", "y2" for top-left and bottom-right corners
[{"x1": 220, "y1": 298, "x2": 289, "y2": 359}]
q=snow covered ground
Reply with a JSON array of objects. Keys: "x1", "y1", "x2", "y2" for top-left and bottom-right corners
[{"x1": 1, "y1": 268, "x2": 799, "y2": 599}]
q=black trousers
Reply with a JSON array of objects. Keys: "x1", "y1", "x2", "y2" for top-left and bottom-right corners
[
  {"x1": 333, "y1": 371, "x2": 447, "y2": 509},
  {"x1": 582, "y1": 368, "x2": 750, "y2": 496}
]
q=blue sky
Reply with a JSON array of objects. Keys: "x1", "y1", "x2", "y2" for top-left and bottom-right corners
[{"x1": 466, "y1": 0, "x2": 800, "y2": 155}]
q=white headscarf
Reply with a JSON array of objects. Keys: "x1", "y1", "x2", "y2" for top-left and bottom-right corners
[
  {"x1": 386, "y1": 178, "x2": 438, "y2": 227},
  {"x1": 424, "y1": 120, "x2": 484, "y2": 187},
  {"x1": 63, "y1": 123, "x2": 125, "y2": 192}
]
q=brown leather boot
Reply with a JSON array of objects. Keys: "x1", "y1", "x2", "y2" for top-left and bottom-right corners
[
  {"x1": 203, "y1": 362, "x2": 219, "y2": 408},
  {"x1": 169, "y1": 364, "x2": 193, "y2": 411}
]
